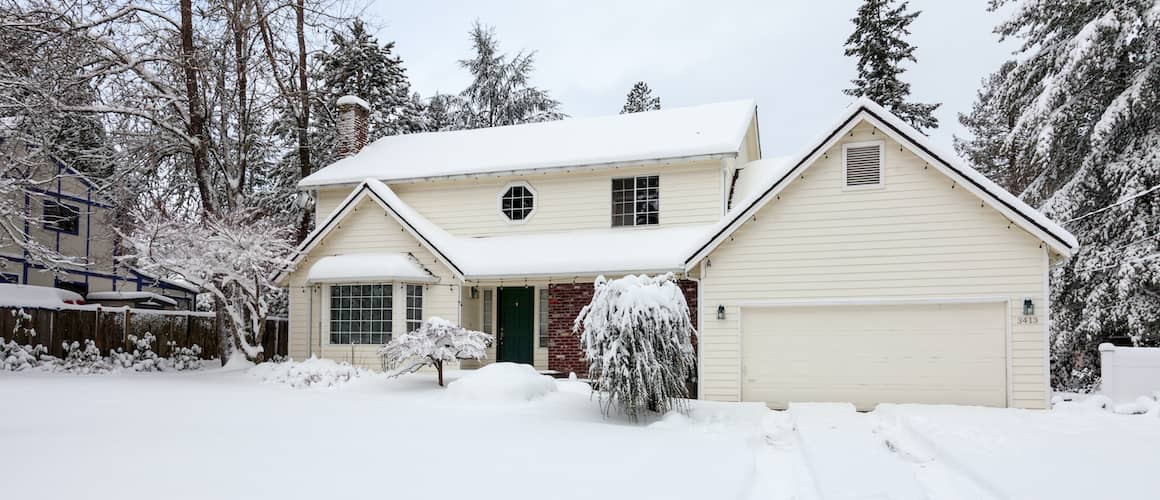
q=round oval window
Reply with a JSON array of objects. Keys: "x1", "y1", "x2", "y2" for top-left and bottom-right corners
[{"x1": 501, "y1": 185, "x2": 534, "y2": 221}]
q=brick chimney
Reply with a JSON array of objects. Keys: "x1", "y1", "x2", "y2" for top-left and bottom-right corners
[{"x1": 335, "y1": 95, "x2": 370, "y2": 158}]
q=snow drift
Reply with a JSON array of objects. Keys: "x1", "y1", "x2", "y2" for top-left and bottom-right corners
[{"x1": 445, "y1": 362, "x2": 557, "y2": 402}]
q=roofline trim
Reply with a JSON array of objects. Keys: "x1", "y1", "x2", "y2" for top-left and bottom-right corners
[
  {"x1": 298, "y1": 152, "x2": 737, "y2": 189},
  {"x1": 273, "y1": 182, "x2": 466, "y2": 286},
  {"x1": 684, "y1": 105, "x2": 1077, "y2": 268}
]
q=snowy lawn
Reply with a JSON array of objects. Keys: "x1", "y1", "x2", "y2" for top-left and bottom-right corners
[
  {"x1": 2, "y1": 362, "x2": 1159, "y2": 500},
  {"x1": 0, "y1": 362, "x2": 765, "y2": 500}
]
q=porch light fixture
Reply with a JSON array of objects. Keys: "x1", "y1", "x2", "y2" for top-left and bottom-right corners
[
  {"x1": 1022, "y1": 298, "x2": 1034, "y2": 316},
  {"x1": 717, "y1": 305, "x2": 726, "y2": 320}
]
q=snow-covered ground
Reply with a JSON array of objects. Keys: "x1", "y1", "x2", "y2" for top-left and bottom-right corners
[{"x1": 1, "y1": 361, "x2": 1158, "y2": 500}]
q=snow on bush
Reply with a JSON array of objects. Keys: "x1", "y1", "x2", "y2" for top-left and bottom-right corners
[
  {"x1": 1, "y1": 334, "x2": 206, "y2": 373},
  {"x1": 445, "y1": 362, "x2": 557, "y2": 402},
  {"x1": 1, "y1": 338, "x2": 52, "y2": 371},
  {"x1": 165, "y1": 342, "x2": 204, "y2": 371},
  {"x1": 111, "y1": 333, "x2": 161, "y2": 372},
  {"x1": 574, "y1": 273, "x2": 696, "y2": 420},
  {"x1": 59, "y1": 340, "x2": 112, "y2": 374},
  {"x1": 378, "y1": 317, "x2": 492, "y2": 386},
  {"x1": 249, "y1": 357, "x2": 369, "y2": 389}
]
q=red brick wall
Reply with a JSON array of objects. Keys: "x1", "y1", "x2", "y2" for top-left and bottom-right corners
[{"x1": 548, "y1": 279, "x2": 699, "y2": 378}]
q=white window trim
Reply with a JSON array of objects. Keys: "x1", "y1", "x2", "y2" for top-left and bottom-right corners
[
  {"x1": 496, "y1": 181, "x2": 537, "y2": 225},
  {"x1": 610, "y1": 174, "x2": 661, "y2": 228},
  {"x1": 842, "y1": 140, "x2": 885, "y2": 191}
]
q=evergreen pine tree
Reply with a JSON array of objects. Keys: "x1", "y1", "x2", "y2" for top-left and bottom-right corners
[
  {"x1": 423, "y1": 93, "x2": 455, "y2": 132},
  {"x1": 960, "y1": 0, "x2": 1160, "y2": 390},
  {"x1": 954, "y1": 61, "x2": 1027, "y2": 192},
  {"x1": 451, "y1": 22, "x2": 565, "y2": 129},
  {"x1": 843, "y1": 0, "x2": 940, "y2": 132},
  {"x1": 620, "y1": 81, "x2": 661, "y2": 114},
  {"x1": 316, "y1": 20, "x2": 422, "y2": 145}
]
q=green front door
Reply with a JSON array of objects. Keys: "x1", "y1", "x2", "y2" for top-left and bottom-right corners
[{"x1": 497, "y1": 287, "x2": 534, "y2": 365}]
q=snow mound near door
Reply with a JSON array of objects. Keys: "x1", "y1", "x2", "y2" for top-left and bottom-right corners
[{"x1": 446, "y1": 362, "x2": 557, "y2": 402}]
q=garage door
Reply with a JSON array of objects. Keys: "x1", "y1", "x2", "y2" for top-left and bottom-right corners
[{"x1": 741, "y1": 302, "x2": 1007, "y2": 410}]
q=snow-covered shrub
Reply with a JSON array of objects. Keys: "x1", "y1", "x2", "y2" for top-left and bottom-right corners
[
  {"x1": 378, "y1": 317, "x2": 492, "y2": 386},
  {"x1": 574, "y1": 273, "x2": 696, "y2": 420},
  {"x1": 446, "y1": 362, "x2": 557, "y2": 402},
  {"x1": 111, "y1": 333, "x2": 161, "y2": 372},
  {"x1": 249, "y1": 357, "x2": 368, "y2": 388},
  {"x1": 58, "y1": 340, "x2": 112, "y2": 374},
  {"x1": 1, "y1": 338, "x2": 52, "y2": 371},
  {"x1": 165, "y1": 341, "x2": 204, "y2": 371}
]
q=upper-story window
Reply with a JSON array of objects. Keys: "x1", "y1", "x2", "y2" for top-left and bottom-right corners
[
  {"x1": 499, "y1": 182, "x2": 536, "y2": 222},
  {"x1": 611, "y1": 175, "x2": 659, "y2": 227},
  {"x1": 43, "y1": 199, "x2": 80, "y2": 234}
]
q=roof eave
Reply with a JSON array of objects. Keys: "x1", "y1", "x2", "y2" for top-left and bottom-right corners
[{"x1": 297, "y1": 151, "x2": 738, "y2": 190}]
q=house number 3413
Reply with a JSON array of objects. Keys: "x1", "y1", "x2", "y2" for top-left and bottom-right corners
[{"x1": 1017, "y1": 316, "x2": 1039, "y2": 325}]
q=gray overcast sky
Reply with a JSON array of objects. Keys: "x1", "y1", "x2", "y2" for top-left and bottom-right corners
[{"x1": 363, "y1": 0, "x2": 1018, "y2": 157}]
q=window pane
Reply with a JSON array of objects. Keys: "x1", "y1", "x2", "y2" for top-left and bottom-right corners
[
  {"x1": 330, "y1": 283, "x2": 393, "y2": 344},
  {"x1": 538, "y1": 288, "x2": 549, "y2": 348}
]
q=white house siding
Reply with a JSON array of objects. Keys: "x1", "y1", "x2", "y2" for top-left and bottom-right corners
[
  {"x1": 698, "y1": 121, "x2": 1050, "y2": 409},
  {"x1": 286, "y1": 196, "x2": 461, "y2": 369},
  {"x1": 314, "y1": 161, "x2": 723, "y2": 237}
]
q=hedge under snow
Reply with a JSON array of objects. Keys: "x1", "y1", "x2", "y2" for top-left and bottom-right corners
[{"x1": 249, "y1": 357, "x2": 369, "y2": 389}]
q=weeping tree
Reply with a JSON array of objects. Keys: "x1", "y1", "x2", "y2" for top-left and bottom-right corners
[{"x1": 574, "y1": 273, "x2": 696, "y2": 420}]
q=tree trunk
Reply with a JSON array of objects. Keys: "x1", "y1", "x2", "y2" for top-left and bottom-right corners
[
  {"x1": 179, "y1": 0, "x2": 214, "y2": 216},
  {"x1": 294, "y1": 0, "x2": 313, "y2": 242},
  {"x1": 213, "y1": 296, "x2": 232, "y2": 364},
  {"x1": 436, "y1": 359, "x2": 444, "y2": 387}
]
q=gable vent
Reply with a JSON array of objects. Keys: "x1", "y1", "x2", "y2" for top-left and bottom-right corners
[{"x1": 844, "y1": 142, "x2": 883, "y2": 188}]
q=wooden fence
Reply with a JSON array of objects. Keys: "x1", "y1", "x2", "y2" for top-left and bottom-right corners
[{"x1": 0, "y1": 306, "x2": 287, "y2": 361}]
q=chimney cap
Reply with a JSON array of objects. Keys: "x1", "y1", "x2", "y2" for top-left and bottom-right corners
[{"x1": 336, "y1": 95, "x2": 371, "y2": 112}]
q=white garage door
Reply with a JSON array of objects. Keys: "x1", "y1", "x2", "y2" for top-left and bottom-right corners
[{"x1": 741, "y1": 302, "x2": 1008, "y2": 410}]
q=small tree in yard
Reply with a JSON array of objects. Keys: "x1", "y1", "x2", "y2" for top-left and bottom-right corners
[
  {"x1": 122, "y1": 210, "x2": 295, "y2": 362},
  {"x1": 574, "y1": 273, "x2": 696, "y2": 421},
  {"x1": 378, "y1": 317, "x2": 492, "y2": 386}
]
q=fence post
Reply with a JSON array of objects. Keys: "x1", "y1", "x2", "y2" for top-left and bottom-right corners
[
  {"x1": 122, "y1": 309, "x2": 130, "y2": 350},
  {"x1": 93, "y1": 306, "x2": 100, "y2": 351},
  {"x1": 48, "y1": 310, "x2": 54, "y2": 355}
]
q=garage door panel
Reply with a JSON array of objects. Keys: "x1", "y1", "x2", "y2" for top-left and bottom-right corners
[{"x1": 741, "y1": 302, "x2": 1007, "y2": 409}]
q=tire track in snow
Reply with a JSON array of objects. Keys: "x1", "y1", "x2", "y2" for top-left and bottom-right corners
[
  {"x1": 739, "y1": 411, "x2": 820, "y2": 500},
  {"x1": 872, "y1": 408, "x2": 1004, "y2": 500}
]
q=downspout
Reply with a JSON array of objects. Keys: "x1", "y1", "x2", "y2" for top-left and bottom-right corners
[
  {"x1": 306, "y1": 284, "x2": 313, "y2": 358},
  {"x1": 695, "y1": 260, "x2": 707, "y2": 400}
]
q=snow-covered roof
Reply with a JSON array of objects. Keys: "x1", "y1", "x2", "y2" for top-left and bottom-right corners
[
  {"x1": 359, "y1": 179, "x2": 704, "y2": 278},
  {"x1": 298, "y1": 100, "x2": 757, "y2": 187},
  {"x1": 86, "y1": 291, "x2": 178, "y2": 307},
  {"x1": 279, "y1": 179, "x2": 708, "y2": 283},
  {"x1": 0, "y1": 284, "x2": 85, "y2": 308},
  {"x1": 306, "y1": 254, "x2": 437, "y2": 283},
  {"x1": 685, "y1": 98, "x2": 1080, "y2": 267},
  {"x1": 729, "y1": 156, "x2": 792, "y2": 206}
]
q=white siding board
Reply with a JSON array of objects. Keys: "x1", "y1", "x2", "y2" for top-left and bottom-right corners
[
  {"x1": 287, "y1": 197, "x2": 461, "y2": 370},
  {"x1": 699, "y1": 121, "x2": 1051, "y2": 409}
]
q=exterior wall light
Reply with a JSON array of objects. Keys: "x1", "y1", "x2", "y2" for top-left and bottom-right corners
[
  {"x1": 1023, "y1": 298, "x2": 1034, "y2": 316},
  {"x1": 717, "y1": 305, "x2": 726, "y2": 320}
]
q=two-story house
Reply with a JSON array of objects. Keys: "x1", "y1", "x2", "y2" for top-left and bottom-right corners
[
  {"x1": 1, "y1": 144, "x2": 198, "y2": 309},
  {"x1": 278, "y1": 97, "x2": 1077, "y2": 410}
]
